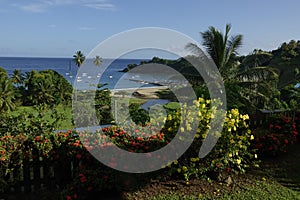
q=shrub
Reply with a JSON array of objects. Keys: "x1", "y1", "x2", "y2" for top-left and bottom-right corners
[
  {"x1": 0, "y1": 98, "x2": 257, "y2": 198},
  {"x1": 252, "y1": 114, "x2": 298, "y2": 156},
  {"x1": 163, "y1": 99, "x2": 257, "y2": 181}
]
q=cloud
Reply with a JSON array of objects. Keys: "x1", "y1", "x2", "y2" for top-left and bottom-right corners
[
  {"x1": 78, "y1": 26, "x2": 96, "y2": 31},
  {"x1": 19, "y1": 3, "x2": 47, "y2": 13},
  {"x1": 84, "y1": 2, "x2": 116, "y2": 10},
  {"x1": 48, "y1": 24, "x2": 57, "y2": 28},
  {"x1": 12, "y1": 0, "x2": 116, "y2": 13}
]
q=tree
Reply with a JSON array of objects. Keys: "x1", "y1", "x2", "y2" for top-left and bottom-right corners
[
  {"x1": 24, "y1": 70, "x2": 72, "y2": 106},
  {"x1": 197, "y1": 23, "x2": 243, "y2": 78},
  {"x1": 0, "y1": 68, "x2": 15, "y2": 112},
  {"x1": 187, "y1": 24, "x2": 279, "y2": 113},
  {"x1": 93, "y1": 55, "x2": 102, "y2": 66},
  {"x1": 10, "y1": 69, "x2": 25, "y2": 87},
  {"x1": 73, "y1": 51, "x2": 85, "y2": 67}
]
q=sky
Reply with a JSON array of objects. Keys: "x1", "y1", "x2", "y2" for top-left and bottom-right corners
[{"x1": 0, "y1": 0, "x2": 300, "y2": 58}]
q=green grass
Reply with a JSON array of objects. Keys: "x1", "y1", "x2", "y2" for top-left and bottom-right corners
[
  {"x1": 12, "y1": 104, "x2": 73, "y2": 130},
  {"x1": 150, "y1": 179, "x2": 300, "y2": 200},
  {"x1": 11, "y1": 97, "x2": 147, "y2": 131}
]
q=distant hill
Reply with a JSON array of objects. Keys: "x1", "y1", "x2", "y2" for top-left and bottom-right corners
[
  {"x1": 122, "y1": 40, "x2": 300, "y2": 88},
  {"x1": 268, "y1": 40, "x2": 300, "y2": 88}
]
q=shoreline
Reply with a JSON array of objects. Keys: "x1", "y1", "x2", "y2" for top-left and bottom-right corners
[{"x1": 111, "y1": 86, "x2": 168, "y2": 99}]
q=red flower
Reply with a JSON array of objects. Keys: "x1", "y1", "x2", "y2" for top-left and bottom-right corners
[
  {"x1": 225, "y1": 167, "x2": 231, "y2": 173},
  {"x1": 66, "y1": 195, "x2": 72, "y2": 200},
  {"x1": 284, "y1": 139, "x2": 289, "y2": 144},
  {"x1": 103, "y1": 175, "x2": 109, "y2": 180},
  {"x1": 275, "y1": 125, "x2": 282, "y2": 130},
  {"x1": 73, "y1": 194, "x2": 78, "y2": 199},
  {"x1": 87, "y1": 186, "x2": 93, "y2": 191},
  {"x1": 79, "y1": 174, "x2": 87, "y2": 183},
  {"x1": 76, "y1": 154, "x2": 82, "y2": 159},
  {"x1": 35, "y1": 136, "x2": 41, "y2": 141}
]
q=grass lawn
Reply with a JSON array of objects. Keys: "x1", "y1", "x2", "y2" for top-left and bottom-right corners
[
  {"x1": 122, "y1": 143, "x2": 300, "y2": 200},
  {"x1": 12, "y1": 104, "x2": 74, "y2": 130},
  {"x1": 11, "y1": 97, "x2": 147, "y2": 131}
]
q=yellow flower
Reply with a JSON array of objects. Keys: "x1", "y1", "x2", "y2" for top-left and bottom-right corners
[
  {"x1": 254, "y1": 154, "x2": 257, "y2": 159},
  {"x1": 186, "y1": 124, "x2": 192, "y2": 131},
  {"x1": 180, "y1": 127, "x2": 185, "y2": 132},
  {"x1": 168, "y1": 127, "x2": 172, "y2": 132},
  {"x1": 195, "y1": 134, "x2": 200, "y2": 139},
  {"x1": 173, "y1": 160, "x2": 178, "y2": 165},
  {"x1": 177, "y1": 168, "x2": 181, "y2": 173},
  {"x1": 228, "y1": 153, "x2": 233, "y2": 158},
  {"x1": 231, "y1": 109, "x2": 239, "y2": 117},
  {"x1": 242, "y1": 114, "x2": 249, "y2": 120},
  {"x1": 250, "y1": 135, "x2": 254, "y2": 140},
  {"x1": 190, "y1": 157, "x2": 199, "y2": 162},
  {"x1": 182, "y1": 166, "x2": 188, "y2": 172},
  {"x1": 236, "y1": 159, "x2": 241, "y2": 164}
]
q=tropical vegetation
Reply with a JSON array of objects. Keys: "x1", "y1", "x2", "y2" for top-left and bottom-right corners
[{"x1": 0, "y1": 24, "x2": 300, "y2": 199}]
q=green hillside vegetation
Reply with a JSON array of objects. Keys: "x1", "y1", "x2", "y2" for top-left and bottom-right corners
[{"x1": 122, "y1": 39, "x2": 300, "y2": 113}]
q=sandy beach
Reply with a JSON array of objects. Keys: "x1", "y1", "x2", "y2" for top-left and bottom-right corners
[{"x1": 111, "y1": 86, "x2": 168, "y2": 99}]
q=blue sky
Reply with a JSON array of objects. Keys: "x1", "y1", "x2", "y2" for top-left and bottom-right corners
[{"x1": 0, "y1": 0, "x2": 300, "y2": 58}]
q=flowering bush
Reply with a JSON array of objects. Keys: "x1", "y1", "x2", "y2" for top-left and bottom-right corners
[
  {"x1": 1, "y1": 98, "x2": 258, "y2": 198},
  {"x1": 252, "y1": 114, "x2": 298, "y2": 156},
  {"x1": 163, "y1": 99, "x2": 257, "y2": 181}
]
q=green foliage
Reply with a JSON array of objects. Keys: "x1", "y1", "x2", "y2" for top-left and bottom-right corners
[
  {"x1": 252, "y1": 114, "x2": 298, "y2": 156},
  {"x1": 0, "y1": 98, "x2": 258, "y2": 198},
  {"x1": 0, "y1": 68, "x2": 16, "y2": 112},
  {"x1": 280, "y1": 83, "x2": 300, "y2": 111},
  {"x1": 94, "y1": 86, "x2": 113, "y2": 125},
  {"x1": 163, "y1": 99, "x2": 257, "y2": 181},
  {"x1": 128, "y1": 103, "x2": 150, "y2": 126},
  {"x1": 0, "y1": 104, "x2": 66, "y2": 136},
  {"x1": 73, "y1": 51, "x2": 85, "y2": 67},
  {"x1": 196, "y1": 23, "x2": 243, "y2": 76},
  {"x1": 24, "y1": 70, "x2": 72, "y2": 106}
]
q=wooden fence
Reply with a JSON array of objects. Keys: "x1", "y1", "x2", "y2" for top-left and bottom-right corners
[{"x1": 1, "y1": 151, "x2": 79, "y2": 194}]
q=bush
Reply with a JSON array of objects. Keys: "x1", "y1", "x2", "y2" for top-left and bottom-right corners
[
  {"x1": 162, "y1": 98, "x2": 257, "y2": 181},
  {"x1": 0, "y1": 98, "x2": 257, "y2": 198},
  {"x1": 252, "y1": 114, "x2": 298, "y2": 156}
]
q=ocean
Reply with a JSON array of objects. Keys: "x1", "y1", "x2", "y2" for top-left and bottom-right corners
[{"x1": 0, "y1": 57, "x2": 149, "y2": 90}]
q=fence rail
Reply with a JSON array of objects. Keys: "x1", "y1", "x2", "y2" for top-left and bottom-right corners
[{"x1": 2, "y1": 152, "x2": 78, "y2": 194}]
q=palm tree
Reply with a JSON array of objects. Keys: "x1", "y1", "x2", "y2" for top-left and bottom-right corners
[
  {"x1": 0, "y1": 70, "x2": 15, "y2": 112},
  {"x1": 187, "y1": 24, "x2": 279, "y2": 112},
  {"x1": 200, "y1": 23, "x2": 242, "y2": 78},
  {"x1": 73, "y1": 51, "x2": 85, "y2": 67},
  {"x1": 11, "y1": 69, "x2": 24, "y2": 87},
  {"x1": 93, "y1": 55, "x2": 102, "y2": 66}
]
